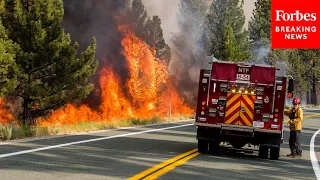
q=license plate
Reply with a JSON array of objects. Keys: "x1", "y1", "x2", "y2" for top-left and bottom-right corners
[
  {"x1": 236, "y1": 74, "x2": 250, "y2": 81},
  {"x1": 253, "y1": 121, "x2": 264, "y2": 128}
]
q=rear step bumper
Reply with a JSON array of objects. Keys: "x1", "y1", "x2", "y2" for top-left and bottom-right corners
[{"x1": 195, "y1": 122, "x2": 281, "y2": 134}]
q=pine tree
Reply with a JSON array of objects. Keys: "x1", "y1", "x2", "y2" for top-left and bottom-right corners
[
  {"x1": 126, "y1": 0, "x2": 171, "y2": 62},
  {"x1": 287, "y1": 50, "x2": 308, "y2": 93},
  {"x1": 248, "y1": 0, "x2": 271, "y2": 45},
  {"x1": 0, "y1": 19, "x2": 19, "y2": 97},
  {"x1": 248, "y1": 0, "x2": 287, "y2": 65},
  {"x1": 145, "y1": 16, "x2": 171, "y2": 62},
  {"x1": 221, "y1": 25, "x2": 238, "y2": 61},
  {"x1": 206, "y1": 0, "x2": 250, "y2": 61},
  {"x1": 127, "y1": 0, "x2": 148, "y2": 38},
  {"x1": 0, "y1": 0, "x2": 98, "y2": 123},
  {"x1": 297, "y1": 49, "x2": 320, "y2": 105}
]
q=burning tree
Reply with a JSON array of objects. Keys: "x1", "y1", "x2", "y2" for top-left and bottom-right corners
[
  {"x1": 125, "y1": 0, "x2": 171, "y2": 63},
  {"x1": 0, "y1": 0, "x2": 194, "y2": 127},
  {"x1": 0, "y1": 0, "x2": 98, "y2": 124},
  {"x1": 39, "y1": 25, "x2": 193, "y2": 127}
]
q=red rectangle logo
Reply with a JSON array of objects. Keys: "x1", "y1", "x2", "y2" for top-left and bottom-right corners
[{"x1": 271, "y1": 0, "x2": 320, "y2": 49}]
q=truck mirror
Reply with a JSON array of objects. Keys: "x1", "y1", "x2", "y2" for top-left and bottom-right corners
[{"x1": 287, "y1": 78, "x2": 294, "y2": 93}]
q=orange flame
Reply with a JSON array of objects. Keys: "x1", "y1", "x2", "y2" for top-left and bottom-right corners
[
  {"x1": 37, "y1": 25, "x2": 194, "y2": 127},
  {"x1": 0, "y1": 98, "x2": 13, "y2": 125}
]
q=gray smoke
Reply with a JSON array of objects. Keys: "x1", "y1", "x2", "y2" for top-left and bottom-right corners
[
  {"x1": 62, "y1": 0, "x2": 131, "y2": 108},
  {"x1": 61, "y1": 0, "x2": 256, "y2": 107},
  {"x1": 139, "y1": 0, "x2": 256, "y2": 106},
  {"x1": 249, "y1": 44, "x2": 271, "y2": 65}
]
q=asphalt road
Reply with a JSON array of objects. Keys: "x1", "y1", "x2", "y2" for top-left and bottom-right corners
[{"x1": 0, "y1": 109, "x2": 319, "y2": 180}]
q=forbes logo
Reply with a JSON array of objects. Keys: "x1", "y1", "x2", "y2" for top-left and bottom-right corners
[{"x1": 275, "y1": 10, "x2": 317, "y2": 21}]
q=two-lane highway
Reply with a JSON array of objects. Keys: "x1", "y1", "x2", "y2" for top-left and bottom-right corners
[{"x1": 0, "y1": 109, "x2": 319, "y2": 180}]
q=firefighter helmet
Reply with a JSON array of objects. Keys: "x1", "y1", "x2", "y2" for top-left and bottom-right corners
[{"x1": 292, "y1": 97, "x2": 300, "y2": 105}]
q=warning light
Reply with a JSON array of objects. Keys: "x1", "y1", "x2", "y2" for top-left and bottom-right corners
[
  {"x1": 275, "y1": 109, "x2": 279, "y2": 113},
  {"x1": 232, "y1": 89, "x2": 236, "y2": 93},
  {"x1": 202, "y1": 101, "x2": 206, "y2": 105},
  {"x1": 287, "y1": 93, "x2": 293, "y2": 98},
  {"x1": 245, "y1": 90, "x2": 248, "y2": 94},
  {"x1": 275, "y1": 114, "x2": 279, "y2": 118},
  {"x1": 201, "y1": 106, "x2": 205, "y2": 110},
  {"x1": 238, "y1": 90, "x2": 242, "y2": 93},
  {"x1": 251, "y1": 91, "x2": 255, "y2": 95}
]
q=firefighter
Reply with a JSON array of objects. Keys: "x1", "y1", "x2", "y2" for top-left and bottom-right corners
[{"x1": 284, "y1": 97, "x2": 303, "y2": 158}]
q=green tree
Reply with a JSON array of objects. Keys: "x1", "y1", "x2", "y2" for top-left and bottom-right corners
[
  {"x1": 287, "y1": 50, "x2": 308, "y2": 93},
  {"x1": 0, "y1": 0, "x2": 98, "y2": 124},
  {"x1": 221, "y1": 25, "x2": 238, "y2": 61},
  {"x1": 297, "y1": 49, "x2": 320, "y2": 105},
  {"x1": 0, "y1": 20, "x2": 19, "y2": 97},
  {"x1": 206, "y1": 0, "x2": 250, "y2": 61},
  {"x1": 144, "y1": 16, "x2": 171, "y2": 62},
  {"x1": 248, "y1": 0, "x2": 271, "y2": 45},
  {"x1": 248, "y1": 0, "x2": 287, "y2": 65}
]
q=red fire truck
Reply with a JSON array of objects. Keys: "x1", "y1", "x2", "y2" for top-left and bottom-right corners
[{"x1": 195, "y1": 56, "x2": 294, "y2": 160}]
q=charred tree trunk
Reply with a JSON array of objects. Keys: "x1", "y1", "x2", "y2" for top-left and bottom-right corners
[{"x1": 22, "y1": 98, "x2": 31, "y2": 125}]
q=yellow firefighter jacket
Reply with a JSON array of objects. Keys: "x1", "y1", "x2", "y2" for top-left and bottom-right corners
[{"x1": 284, "y1": 107, "x2": 303, "y2": 131}]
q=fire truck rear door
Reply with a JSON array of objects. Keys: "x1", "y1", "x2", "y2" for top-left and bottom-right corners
[
  {"x1": 224, "y1": 93, "x2": 255, "y2": 126},
  {"x1": 239, "y1": 94, "x2": 255, "y2": 126},
  {"x1": 224, "y1": 93, "x2": 241, "y2": 125}
]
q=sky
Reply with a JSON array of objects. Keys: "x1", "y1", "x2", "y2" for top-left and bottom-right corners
[{"x1": 141, "y1": 0, "x2": 257, "y2": 44}]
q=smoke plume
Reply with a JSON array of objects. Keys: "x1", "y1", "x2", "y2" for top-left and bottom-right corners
[
  {"x1": 139, "y1": 0, "x2": 256, "y2": 106},
  {"x1": 61, "y1": 0, "x2": 257, "y2": 108},
  {"x1": 249, "y1": 43, "x2": 271, "y2": 65},
  {"x1": 62, "y1": 0, "x2": 131, "y2": 108}
]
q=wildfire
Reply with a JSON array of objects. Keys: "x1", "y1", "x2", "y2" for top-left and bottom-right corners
[
  {"x1": 0, "y1": 98, "x2": 13, "y2": 125},
  {"x1": 4, "y1": 25, "x2": 194, "y2": 127}
]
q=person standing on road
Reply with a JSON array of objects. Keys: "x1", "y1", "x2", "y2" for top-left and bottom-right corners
[{"x1": 284, "y1": 97, "x2": 303, "y2": 158}]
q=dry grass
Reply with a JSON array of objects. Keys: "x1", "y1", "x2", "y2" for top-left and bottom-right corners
[{"x1": 0, "y1": 115, "x2": 194, "y2": 141}]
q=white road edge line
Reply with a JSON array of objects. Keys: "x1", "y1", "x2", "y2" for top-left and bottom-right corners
[
  {"x1": 0, "y1": 123, "x2": 194, "y2": 159},
  {"x1": 310, "y1": 128, "x2": 320, "y2": 180},
  {"x1": 0, "y1": 119, "x2": 195, "y2": 146}
]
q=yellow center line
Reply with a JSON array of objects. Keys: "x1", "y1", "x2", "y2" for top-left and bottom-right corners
[
  {"x1": 143, "y1": 152, "x2": 200, "y2": 180},
  {"x1": 129, "y1": 113, "x2": 320, "y2": 180},
  {"x1": 128, "y1": 148, "x2": 198, "y2": 180}
]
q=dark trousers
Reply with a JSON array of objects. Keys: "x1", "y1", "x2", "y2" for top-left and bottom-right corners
[{"x1": 289, "y1": 130, "x2": 302, "y2": 155}]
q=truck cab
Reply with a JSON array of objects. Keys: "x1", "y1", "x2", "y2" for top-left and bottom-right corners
[{"x1": 195, "y1": 56, "x2": 293, "y2": 160}]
